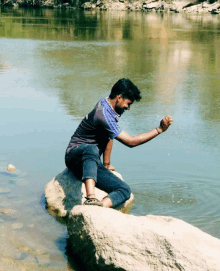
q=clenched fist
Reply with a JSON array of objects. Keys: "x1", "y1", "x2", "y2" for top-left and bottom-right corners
[{"x1": 157, "y1": 115, "x2": 173, "y2": 133}]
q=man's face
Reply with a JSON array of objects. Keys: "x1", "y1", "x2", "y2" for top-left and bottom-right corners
[{"x1": 115, "y1": 95, "x2": 133, "y2": 115}]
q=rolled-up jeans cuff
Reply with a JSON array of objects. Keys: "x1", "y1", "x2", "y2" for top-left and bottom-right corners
[
  {"x1": 82, "y1": 176, "x2": 97, "y2": 183},
  {"x1": 107, "y1": 194, "x2": 123, "y2": 208},
  {"x1": 107, "y1": 186, "x2": 131, "y2": 207}
]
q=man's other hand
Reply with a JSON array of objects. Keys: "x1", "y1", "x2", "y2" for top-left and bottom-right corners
[{"x1": 105, "y1": 164, "x2": 115, "y2": 171}]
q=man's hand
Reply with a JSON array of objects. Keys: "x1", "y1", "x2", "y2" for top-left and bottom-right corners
[
  {"x1": 104, "y1": 164, "x2": 115, "y2": 171},
  {"x1": 158, "y1": 115, "x2": 173, "y2": 133}
]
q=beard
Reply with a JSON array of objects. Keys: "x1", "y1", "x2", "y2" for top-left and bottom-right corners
[{"x1": 115, "y1": 106, "x2": 124, "y2": 115}]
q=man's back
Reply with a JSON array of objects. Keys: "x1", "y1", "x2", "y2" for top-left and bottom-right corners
[{"x1": 66, "y1": 98, "x2": 122, "y2": 154}]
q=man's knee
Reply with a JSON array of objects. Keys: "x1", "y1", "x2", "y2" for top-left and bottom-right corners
[
  {"x1": 84, "y1": 144, "x2": 99, "y2": 157},
  {"x1": 120, "y1": 183, "x2": 131, "y2": 201}
]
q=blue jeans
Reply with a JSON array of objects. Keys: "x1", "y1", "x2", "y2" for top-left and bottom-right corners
[{"x1": 65, "y1": 144, "x2": 131, "y2": 207}]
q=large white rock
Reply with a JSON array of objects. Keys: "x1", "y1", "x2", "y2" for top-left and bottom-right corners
[
  {"x1": 45, "y1": 168, "x2": 134, "y2": 217},
  {"x1": 67, "y1": 205, "x2": 220, "y2": 271}
]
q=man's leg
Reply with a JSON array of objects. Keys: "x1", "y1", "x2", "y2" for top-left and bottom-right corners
[
  {"x1": 65, "y1": 144, "x2": 130, "y2": 207},
  {"x1": 96, "y1": 163, "x2": 131, "y2": 208},
  {"x1": 65, "y1": 144, "x2": 102, "y2": 204},
  {"x1": 81, "y1": 145, "x2": 101, "y2": 204},
  {"x1": 84, "y1": 178, "x2": 96, "y2": 198}
]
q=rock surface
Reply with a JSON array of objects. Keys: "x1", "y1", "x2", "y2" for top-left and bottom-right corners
[
  {"x1": 67, "y1": 205, "x2": 220, "y2": 271},
  {"x1": 45, "y1": 168, "x2": 134, "y2": 217}
]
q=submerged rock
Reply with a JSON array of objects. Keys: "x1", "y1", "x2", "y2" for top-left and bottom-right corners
[
  {"x1": 11, "y1": 223, "x2": 24, "y2": 230},
  {"x1": 0, "y1": 188, "x2": 11, "y2": 194},
  {"x1": 45, "y1": 168, "x2": 134, "y2": 217},
  {"x1": 67, "y1": 205, "x2": 220, "y2": 271},
  {"x1": 0, "y1": 208, "x2": 17, "y2": 215}
]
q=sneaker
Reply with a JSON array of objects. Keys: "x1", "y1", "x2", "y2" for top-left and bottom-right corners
[{"x1": 83, "y1": 197, "x2": 103, "y2": 207}]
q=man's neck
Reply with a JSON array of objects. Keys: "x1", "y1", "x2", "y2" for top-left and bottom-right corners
[{"x1": 107, "y1": 97, "x2": 116, "y2": 111}]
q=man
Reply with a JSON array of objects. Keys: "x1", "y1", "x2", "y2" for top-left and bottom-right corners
[{"x1": 65, "y1": 78, "x2": 173, "y2": 208}]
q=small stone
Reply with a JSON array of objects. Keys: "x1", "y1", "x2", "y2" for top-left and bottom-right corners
[{"x1": 7, "y1": 164, "x2": 16, "y2": 172}]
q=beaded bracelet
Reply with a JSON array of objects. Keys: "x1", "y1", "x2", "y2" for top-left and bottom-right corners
[{"x1": 156, "y1": 128, "x2": 161, "y2": 134}]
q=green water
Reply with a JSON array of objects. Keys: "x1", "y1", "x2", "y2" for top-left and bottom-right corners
[{"x1": 0, "y1": 7, "x2": 220, "y2": 270}]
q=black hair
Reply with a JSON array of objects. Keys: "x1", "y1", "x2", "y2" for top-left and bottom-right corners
[{"x1": 109, "y1": 78, "x2": 142, "y2": 102}]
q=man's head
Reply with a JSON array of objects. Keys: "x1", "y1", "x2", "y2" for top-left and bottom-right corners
[{"x1": 109, "y1": 78, "x2": 142, "y2": 115}]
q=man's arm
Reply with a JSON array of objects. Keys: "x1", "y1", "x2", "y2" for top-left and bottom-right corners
[
  {"x1": 103, "y1": 139, "x2": 115, "y2": 171},
  {"x1": 116, "y1": 115, "x2": 173, "y2": 148}
]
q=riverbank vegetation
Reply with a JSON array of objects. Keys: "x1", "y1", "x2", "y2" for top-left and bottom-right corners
[{"x1": 0, "y1": 0, "x2": 220, "y2": 14}]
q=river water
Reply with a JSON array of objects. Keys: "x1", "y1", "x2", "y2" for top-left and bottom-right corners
[{"x1": 0, "y1": 7, "x2": 220, "y2": 270}]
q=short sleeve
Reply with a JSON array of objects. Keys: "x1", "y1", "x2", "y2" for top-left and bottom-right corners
[{"x1": 102, "y1": 107, "x2": 122, "y2": 139}]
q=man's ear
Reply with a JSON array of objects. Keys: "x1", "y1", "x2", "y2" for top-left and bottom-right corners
[{"x1": 117, "y1": 94, "x2": 123, "y2": 100}]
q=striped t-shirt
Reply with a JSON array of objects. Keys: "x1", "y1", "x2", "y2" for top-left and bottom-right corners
[{"x1": 66, "y1": 98, "x2": 122, "y2": 154}]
